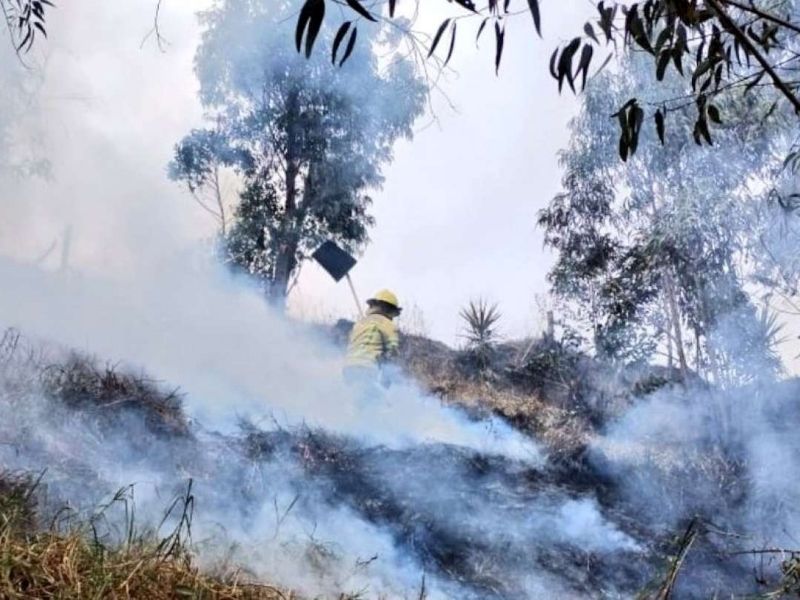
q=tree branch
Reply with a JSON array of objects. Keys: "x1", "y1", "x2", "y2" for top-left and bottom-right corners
[
  {"x1": 140, "y1": 0, "x2": 168, "y2": 52},
  {"x1": 212, "y1": 166, "x2": 227, "y2": 235},
  {"x1": 707, "y1": 0, "x2": 800, "y2": 113},
  {"x1": 720, "y1": 0, "x2": 800, "y2": 36}
]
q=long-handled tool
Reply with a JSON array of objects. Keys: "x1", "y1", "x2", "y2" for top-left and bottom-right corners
[{"x1": 312, "y1": 241, "x2": 363, "y2": 317}]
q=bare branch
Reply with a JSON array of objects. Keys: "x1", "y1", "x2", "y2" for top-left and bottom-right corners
[{"x1": 140, "y1": 0, "x2": 169, "y2": 52}]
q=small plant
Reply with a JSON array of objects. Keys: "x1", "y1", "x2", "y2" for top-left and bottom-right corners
[
  {"x1": 459, "y1": 299, "x2": 502, "y2": 373},
  {"x1": 756, "y1": 306, "x2": 787, "y2": 356},
  {"x1": 779, "y1": 554, "x2": 800, "y2": 595},
  {"x1": 460, "y1": 299, "x2": 502, "y2": 348},
  {"x1": 0, "y1": 471, "x2": 40, "y2": 534}
]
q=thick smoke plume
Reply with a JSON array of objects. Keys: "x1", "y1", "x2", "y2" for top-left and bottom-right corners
[{"x1": 0, "y1": 257, "x2": 641, "y2": 598}]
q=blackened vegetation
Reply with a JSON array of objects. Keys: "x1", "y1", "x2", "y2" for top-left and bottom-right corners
[
  {"x1": 242, "y1": 426, "x2": 652, "y2": 599},
  {"x1": 0, "y1": 348, "x2": 197, "y2": 511},
  {"x1": 2, "y1": 332, "x2": 799, "y2": 597},
  {"x1": 40, "y1": 353, "x2": 190, "y2": 439},
  {"x1": 237, "y1": 416, "x2": 791, "y2": 598}
]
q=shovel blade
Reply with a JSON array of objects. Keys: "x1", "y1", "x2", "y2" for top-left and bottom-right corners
[{"x1": 312, "y1": 241, "x2": 357, "y2": 282}]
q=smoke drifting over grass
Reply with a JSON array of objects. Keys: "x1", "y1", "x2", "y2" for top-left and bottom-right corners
[
  {"x1": 0, "y1": 273, "x2": 634, "y2": 598},
  {"x1": 592, "y1": 383, "x2": 800, "y2": 546},
  {"x1": 0, "y1": 4, "x2": 578, "y2": 593},
  {"x1": 0, "y1": 254, "x2": 541, "y2": 462},
  {"x1": 6, "y1": 235, "x2": 798, "y2": 598},
  {"x1": 1, "y1": 1, "x2": 799, "y2": 598},
  {"x1": 1, "y1": 188, "x2": 799, "y2": 598}
]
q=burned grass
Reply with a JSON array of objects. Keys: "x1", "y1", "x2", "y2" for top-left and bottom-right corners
[
  {"x1": 242, "y1": 426, "x2": 654, "y2": 599},
  {"x1": 2, "y1": 326, "x2": 797, "y2": 599},
  {"x1": 40, "y1": 352, "x2": 190, "y2": 438}
]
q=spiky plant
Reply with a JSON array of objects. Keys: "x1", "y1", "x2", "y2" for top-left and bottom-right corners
[
  {"x1": 756, "y1": 306, "x2": 787, "y2": 356},
  {"x1": 459, "y1": 299, "x2": 502, "y2": 372}
]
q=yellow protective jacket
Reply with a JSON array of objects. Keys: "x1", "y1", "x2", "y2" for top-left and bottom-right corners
[{"x1": 345, "y1": 311, "x2": 400, "y2": 369}]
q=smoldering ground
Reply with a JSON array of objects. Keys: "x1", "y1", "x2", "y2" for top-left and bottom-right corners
[
  {"x1": 0, "y1": 256, "x2": 641, "y2": 599},
  {"x1": 1, "y1": 2, "x2": 799, "y2": 598},
  {"x1": 1, "y1": 253, "x2": 799, "y2": 598},
  {"x1": 0, "y1": 8, "x2": 636, "y2": 593}
]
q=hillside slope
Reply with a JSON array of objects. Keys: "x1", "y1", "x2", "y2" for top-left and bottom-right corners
[{"x1": 1, "y1": 326, "x2": 798, "y2": 599}]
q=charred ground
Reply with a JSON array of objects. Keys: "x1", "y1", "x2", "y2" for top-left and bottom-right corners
[{"x1": 0, "y1": 327, "x2": 798, "y2": 599}]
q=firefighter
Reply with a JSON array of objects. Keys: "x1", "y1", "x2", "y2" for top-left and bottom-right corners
[{"x1": 344, "y1": 289, "x2": 402, "y2": 388}]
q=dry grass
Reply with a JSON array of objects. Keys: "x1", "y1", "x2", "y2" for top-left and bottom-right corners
[
  {"x1": 778, "y1": 555, "x2": 800, "y2": 597},
  {"x1": 399, "y1": 333, "x2": 592, "y2": 457},
  {"x1": 0, "y1": 472, "x2": 38, "y2": 534},
  {"x1": 0, "y1": 474, "x2": 300, "y2": 600},
  {"x1": 0, "y1": 529, "x2": 298, "y2": 599},
  {"x1": 0, "y1": 470, "x2": 376, "y2": 600},
  {"x1": 430, "y1": 378, "x2": 591, "y2": 456}
]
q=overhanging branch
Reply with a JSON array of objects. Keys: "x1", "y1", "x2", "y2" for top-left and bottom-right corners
[{"x1": 707, "y1": 0, "x2": 800, "y2": 114}]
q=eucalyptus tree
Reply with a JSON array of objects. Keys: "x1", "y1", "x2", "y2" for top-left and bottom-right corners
[
  {"x1": 539, "y1": 52, "x2": 788, "y2": 383},
  {"x1": 298, "y1": 0, "x2": 800, "y2": 156},
  {"x1": 169, "y1": 0, "x2": 426, "y2": 306}
]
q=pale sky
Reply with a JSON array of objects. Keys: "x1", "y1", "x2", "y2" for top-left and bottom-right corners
[{"x1": 0, "y1": 0, "x2": 595, "y2": 348}]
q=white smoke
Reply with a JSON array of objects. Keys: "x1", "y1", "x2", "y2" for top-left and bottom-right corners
[
  {"x1": 0, "y1": 298, "x2": 632, "y2": 598},
  {"x1": 590, "y1": 379, "x2": 800, "y2": 587},
  {"x1": 5, "y1": 1, "x2": 797, "y2": 598},
  {"x1": 0, "y1": 351, "x2": 454, "y2": 598},
  {"x1": 0, "y1": 254, "x2": 542, "y2": 462},
  {"x1": 0, "y1": 28, "x2": 625, "y2": 591}
]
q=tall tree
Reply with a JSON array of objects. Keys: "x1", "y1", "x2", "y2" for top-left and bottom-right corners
[
  {"x1": 169, "y1": 0, "x2": 425, "y2": 306},
  {"x1": 539, "y1": 52, "x2": 788, "y2": 383}
]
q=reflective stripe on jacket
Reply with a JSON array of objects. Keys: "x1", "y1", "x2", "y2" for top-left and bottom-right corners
[{"x1": 345, "y1": 311, "x2": 399, "y2": 368}]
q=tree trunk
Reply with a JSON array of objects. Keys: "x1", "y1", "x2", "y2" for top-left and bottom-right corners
[
  {"x1": 694, "y1": 327, "x2": 702, "y2": 375},
  {"x1": 269, "y1": 161, "x2": 298, "y2": 309},
  {"x1": 269, "y1": 90, "x2": 301, "y2": 311},
  {"x1": 663, "y1": 291, "x2": 674, "y2": 371},
  {"x1": 664, "y1": 269, "x2": 688, "y2": 380},
  {"x1": 271, "y1": 159, "x2": 322, "y2": 308},
  {"x1": 701, "y1": 292, "x2": 725, "y2": 388},
  {"x1": 270, "y1": 238, "x2": 298, "y2": 308}
]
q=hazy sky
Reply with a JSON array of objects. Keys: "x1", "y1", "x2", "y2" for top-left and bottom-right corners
[{"x1": 1, "y1": 0, "x2": 588, "y2": 346}]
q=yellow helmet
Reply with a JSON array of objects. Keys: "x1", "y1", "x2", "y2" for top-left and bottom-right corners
[{"x1": 368, "y1": 289, "x2": 401, "y2": 311}]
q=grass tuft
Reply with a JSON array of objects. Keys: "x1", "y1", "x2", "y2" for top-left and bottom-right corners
[{"x1": 0, "y1": 475, "x2": 297, "y2": 600}]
